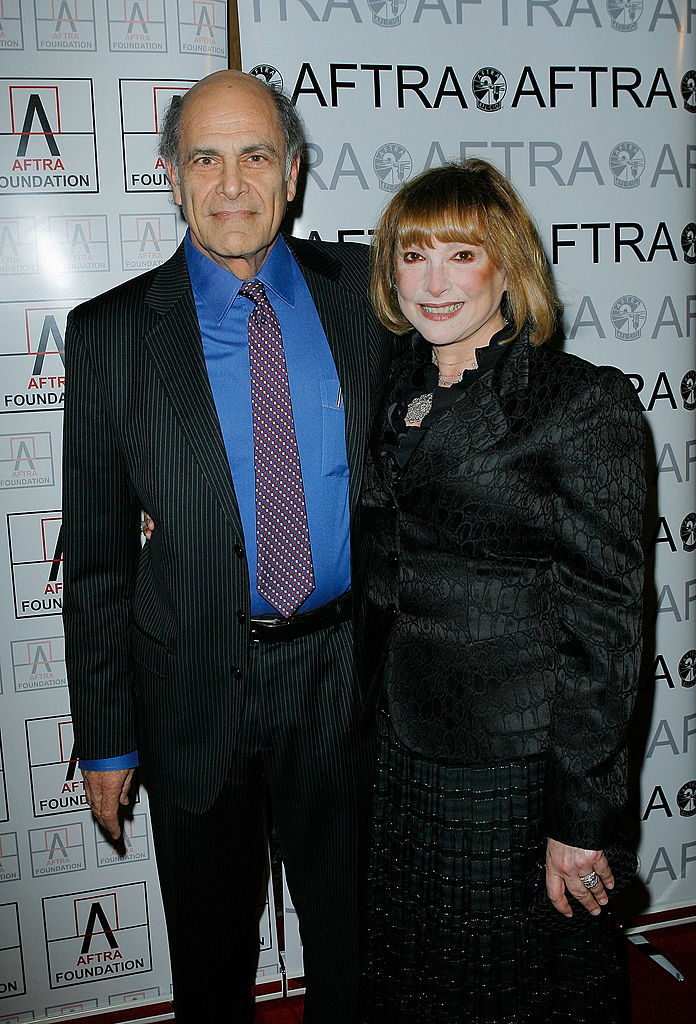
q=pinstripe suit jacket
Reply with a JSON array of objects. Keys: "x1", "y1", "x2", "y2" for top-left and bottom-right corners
[{"x1": 62, "y1": 236, "x2": 395, "y2": 813}]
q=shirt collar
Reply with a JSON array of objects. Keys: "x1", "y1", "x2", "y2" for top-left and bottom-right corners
[{"x1": 184, "y1": 229, "x2": 296, "y2": 325}]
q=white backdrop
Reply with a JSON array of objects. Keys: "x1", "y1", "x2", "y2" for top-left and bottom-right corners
[
  {"x1": 237, "y1": 0, "x2": 696, "y2": 922},
  {"x1": 0, "y1": 0, "x2": 694, "y2": 1020}
]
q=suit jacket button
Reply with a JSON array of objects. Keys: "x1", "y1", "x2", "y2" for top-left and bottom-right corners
[
  {"x1": 236, "y1": 610, "x2": 247, "y2": 624},
  {"x1": 231, "y1": 667, "x2": 242, "y2": 680},
  {"x1": 234, "y1": 543, "x2": 245, "y2": 558}
]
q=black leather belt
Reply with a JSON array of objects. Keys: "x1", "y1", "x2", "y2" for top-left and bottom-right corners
[{"x1": 249, "y1": 592, "x2": 352, "y2": 643}]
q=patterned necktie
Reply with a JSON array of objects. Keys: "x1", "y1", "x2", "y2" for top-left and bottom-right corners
[{"x1": 240, "y1": 279, "x2": 316, "y2": 618}]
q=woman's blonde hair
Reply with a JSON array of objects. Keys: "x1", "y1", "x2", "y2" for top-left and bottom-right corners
[{"x1": 370, "y1": 158, "x2": 560, "y2": 345}]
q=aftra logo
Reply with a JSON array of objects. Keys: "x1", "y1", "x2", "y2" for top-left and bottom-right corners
[
  {"x1": 367, "y1": 0, "x2": 408, "y2": 27},
  {"x1": 0, "y1": 431, "x2": 55, "y2": 489},
  {"x1": 373, "y1": 143, "x2": 412, "y2": 192},
  {"x1": 43, "y1": 883, "x2": 152, "y2": 988},
  {"x1": 472, "y1": 68, "x2": 507, "y2": 111},
  {"x1": 34, "y1": 0, "x2": 97, "y2": 51},
  {"x1": 609, "y1": 142, "x2": 645, "y2": 188},
  {"x1": 177, "y1": 0, "x2": 226, "y2": 57},
  {"x1": 679, "y1": 651, "x2": 696, "y2": 687},
  {"x1": 606, "y1": 0, "x2": 643, "y2": 32},
  {"x1": 119, "y1": 212, "x2": 178, "y2": 269},
  {"x1": 108, "y1": 0, "x2": 167, "y2": 52},
  {"x1": 1, "y1": 302, "x2": 70, "y2": 414},
  {"x1": 48, "y1": 215, "x2": 109, "y2": 272},
  {"x1": 610, "y1": 295, "x2": 647, "y2": 341},
  {"x1": 248, "y1": 64, "x2": 283, "y2": 92},
  {"x1": 0, "y1": 79, "x2": 98, "y2": 195},
  {"x1": 12, "y1": 635, "x2": 66, "y2": 691},
  {"x1": 29, "y1": 822, "x2": 87, "y2": 877}
]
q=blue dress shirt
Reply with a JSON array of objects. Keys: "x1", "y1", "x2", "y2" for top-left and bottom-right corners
[{"x1": 185, "y1": 230, "x2": 351, "y2": 614}]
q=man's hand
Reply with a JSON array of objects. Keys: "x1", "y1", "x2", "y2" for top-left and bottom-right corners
[
  {"x1": 545, "y1": 837, "x2": 614, "y2": 918},
  {"x1": 82, "y1": 768, "x2": 134, "y2": 841},
  {"x1": 141, "y1": 513, "x2": 155, "y2": 541}
]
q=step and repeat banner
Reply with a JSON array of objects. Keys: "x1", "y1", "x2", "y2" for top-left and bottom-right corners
[
  {"x1": 0, "y1": 0, "x2": 694, "y2": 1020},
  {"x1": 234, "y1": 0, "x2": 696, "y2": 929}
]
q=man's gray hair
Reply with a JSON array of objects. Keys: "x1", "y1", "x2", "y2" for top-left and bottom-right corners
[{"x1": 158, "y1": 78, "x2": 305, "y2": 182}]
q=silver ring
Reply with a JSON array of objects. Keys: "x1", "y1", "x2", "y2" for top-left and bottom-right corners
[
  {"x1": 141, "y1": 520, "x2": 149, "y2": 536},
  {"x1": 579, "y1": 871, "x2": 599, "y2": 890}
]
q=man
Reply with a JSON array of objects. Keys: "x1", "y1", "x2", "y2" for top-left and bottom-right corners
[{"x1": 62, "y1": 70, "x2": 394, "y2": 1023}]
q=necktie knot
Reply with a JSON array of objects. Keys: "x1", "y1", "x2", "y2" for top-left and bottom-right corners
[{"x1": 239, "y1": 279, "x2": 266, "y2": 305}]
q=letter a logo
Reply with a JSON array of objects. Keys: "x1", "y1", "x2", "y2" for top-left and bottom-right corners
[
  {"x1": 12, "y1": 438, "x2": 36, "y2": 472},
  {"x1": 47, "y1": 831, "x2": 68, "y2": 861},
  {"x1": 17, "y1": 94, "x2": 60, "y2": 157},
  {"x1": 54, "y1": 0, "x2": 78, "y2": 33},
  {"x1": 80, "y1": 902, "x2": 119, "y2": 954},
  {"x1": 32, "y1": 314, "x2": 66, "y2": 375},
  {"x1": 195, "y1": 3, "x2": 215, "y2": 38},
  {"x1": 127, "y1": 1, "x2": 149, "y2": 32}
]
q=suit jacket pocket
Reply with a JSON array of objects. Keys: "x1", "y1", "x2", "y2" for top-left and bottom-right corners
[{"x1": 130, "y1": 621, "x2": 172, "y2": 678}]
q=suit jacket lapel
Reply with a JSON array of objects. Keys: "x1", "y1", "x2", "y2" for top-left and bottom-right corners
[{"x1": 143, "y1": 244, "x2": 244, "y2": 535}]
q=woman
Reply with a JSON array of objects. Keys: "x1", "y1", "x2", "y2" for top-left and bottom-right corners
[{"x1": 357, "y1": 159, "x2": 645, "y2": 1023}]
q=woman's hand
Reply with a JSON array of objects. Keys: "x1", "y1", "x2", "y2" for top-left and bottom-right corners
[
  {"x1": 545, "y1": 838, "x2": 614, "y2": 918},
  {"x1": 141, "y1": 513, "x2": 155, "y2": 541}
]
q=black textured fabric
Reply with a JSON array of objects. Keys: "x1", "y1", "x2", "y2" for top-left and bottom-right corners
[
  {"x1": 356, "y1": 327, "x2": 646, "y2": 849},
  {"x1": 361, "y1": 715, "x2": 630, "y2": 1024}
]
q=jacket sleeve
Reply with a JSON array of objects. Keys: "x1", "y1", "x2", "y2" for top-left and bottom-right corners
[
  {"x1": 62, "y1": 309, "x2": 141, "y2": 761},
  {"x1": 543, "y1": 366, "x2": 645, "y2": 849}
]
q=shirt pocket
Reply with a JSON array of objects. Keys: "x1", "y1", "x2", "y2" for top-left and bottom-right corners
[{"x1": 320, "y1": 377, "x2": 349, "y2": 478}]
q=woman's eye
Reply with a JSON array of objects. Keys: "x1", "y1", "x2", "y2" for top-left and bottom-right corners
[
  {"x1": 453, "y1": 250, "x2": 474, "y2": 260},
  {"x1": 402, "y1": 251, "x2": 424, "y2": 262}
]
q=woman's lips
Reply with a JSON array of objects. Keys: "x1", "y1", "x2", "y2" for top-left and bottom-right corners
[{"x1": 419, "y1": 302, "x2": 464, "y2": 319}]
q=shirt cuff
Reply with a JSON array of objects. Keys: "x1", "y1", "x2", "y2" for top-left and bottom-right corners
[{"x1": 79, "y1": 751, "x2": 139, "y2": 771}]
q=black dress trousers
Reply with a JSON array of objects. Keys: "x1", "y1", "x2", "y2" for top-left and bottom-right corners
[{"x1": 146, "y1": 617, "x2": 376, "y2": 1023}]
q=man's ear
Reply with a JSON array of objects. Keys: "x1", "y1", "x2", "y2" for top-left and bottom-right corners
[
  {"x1": 166, "y1": 160, "x2": 182, "y2": 206},
  {"x1": 286, "y1": 154, "x2": 301, "y2": 203}
]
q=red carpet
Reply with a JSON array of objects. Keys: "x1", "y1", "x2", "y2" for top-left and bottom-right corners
[{"x1": 626, "y1": 922, "x2": 695, "y2": 1023}]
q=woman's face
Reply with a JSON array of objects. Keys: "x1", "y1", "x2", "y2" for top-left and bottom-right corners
[{"x1": 394, "y1": 238, "x2": 507, "y2": 349}]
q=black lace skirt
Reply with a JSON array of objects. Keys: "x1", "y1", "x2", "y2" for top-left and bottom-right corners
[{"x1": 360, "y1": 714, "x2": 629, "y2": 1024}]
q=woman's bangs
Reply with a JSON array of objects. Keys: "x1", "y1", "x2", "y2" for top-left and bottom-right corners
[{"x1": 395, "y1": 197, "x2": 487, "y2": 251}]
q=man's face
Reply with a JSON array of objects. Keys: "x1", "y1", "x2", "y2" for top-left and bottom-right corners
[{"x1": 167, "y1": 73, "x2": 299, "y2": 280}]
